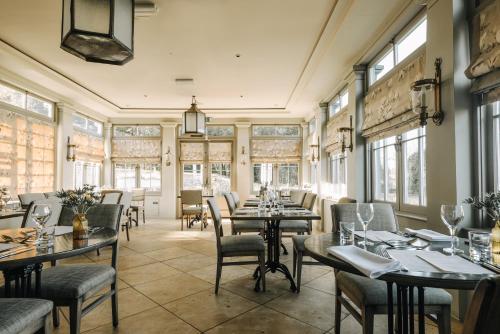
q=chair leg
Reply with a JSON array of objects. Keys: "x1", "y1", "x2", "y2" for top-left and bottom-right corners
[
  {"x1": 335, "y1": 287, "x2": 342, "y2": 334},
  {"x1": 361, "y1": 307, "x2": 375, "y2": 334},
  {"x1": 142, "y1": 206, "x2": 145, "y2": 224},
  {"x1": 296, "y1": 250, "x2": 303, "y2": 293},
  {"x1": 437, "y1": 305, "x2": 451, "y2": 334},
  {"x1": 135, "y1": 209, "x2": 139, "y2": 227},
  {"x1": 292, "y1": 248, "x2": 297, "y2": 278},
  {"x1": 52, "y1": 305, "x2": 60, "y2": 327},
  {"x1": 96, "y1": 248, "x2": 100, "y2": 256},
  {"x1": 36, "y1": 315, "x2": 51, "y2": 334},
  {"x1": 259, "y1": 252, "x2": 266, "y2": 292},
  {"x1": 215, "y1": 257, "x2": 222, "y2": 294},
  {"x1": 111, "y1": 283, "x2": 119, "y2": 327},
  {"x1": 69, "y1": 299, "x2": 83, "y2": 334},
  {"x1": 181, "y1": 215, "x2": 184, "y2": 231}
]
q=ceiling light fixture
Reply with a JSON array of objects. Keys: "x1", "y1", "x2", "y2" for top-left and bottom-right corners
[
  {"x1": 182, "y1": 96, "x2": 207, "y2": 137},
  {"x1": 61, "y1": 0, "x2": 134, "y2": 65}
]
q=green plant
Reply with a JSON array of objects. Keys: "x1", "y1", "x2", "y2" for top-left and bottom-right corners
[
  {"x1": 464, "y1": 192, "x2": 500, "y2": 224},
  {"x1": 56, "y1": 185, "x2": 100, "y2": 214}
]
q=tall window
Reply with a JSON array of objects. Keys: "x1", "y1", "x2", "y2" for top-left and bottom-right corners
[
  {"x1": 0, "y1": 81, "x2": 55, "y2": 120},
  {"x1": 253, "y1": 163, "x2": 273, "y2": 192},
  {"x1": 211, "y1": 163, "x2": 231, "y2": 195},
  {"x1": 183, "y1": 164, "x2": 203, "y2": 190},
  {"x1": 73, "y1": 114, "x2": 104, "y2": 188},
  {"x1": 494, "y1": 103, "x2": 500, "y2": 192},
  {"x1": 328, "y1": 88, "x2": 349, "y2": 118},
  {"x1": 330, "y1": 154, "x2": 347, "y2": 199},
  {"x1": 369, "y1": 16, "x2": 427, "y2": 85},
  {"x1": 74, "y1": 162, "x2": 101, "y2": 189},
  {"x1": 278, "y1": 163, "x2": 299, "y2": 188},
  {"x1": 371, "y1": 128, "x2": 426, "y2": 211}
]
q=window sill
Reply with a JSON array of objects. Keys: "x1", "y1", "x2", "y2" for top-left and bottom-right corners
[{"x1": 395, "y1": 211, "x2": 427, "y2": 222}]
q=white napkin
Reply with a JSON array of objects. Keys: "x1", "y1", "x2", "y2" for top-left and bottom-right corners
[
  {"x1": 54, "y1": 226, "x2": 73, "y2": 236},
  {"x1": 353, "y1": 231, "x2": 411, "y2": 242},
  {"x1": 404, "y1": 228, "x2": 451, "y2": 241},
  {"x1": 416, "y1": 251, "x2": 493, "y2": 274},
  {"x1": 327, "y1": 245, "x2": 402, "y2": 278}
]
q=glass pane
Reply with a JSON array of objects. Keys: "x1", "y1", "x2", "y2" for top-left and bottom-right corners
[
  {"x1": 0, "y1": 83, "x2": 25, "y2": 108},
  {"x1": 183, "y1": 164, "x2": 203, "y2": 190},
  {"x1": 26, "y1": 95, "x2": 54, "y2": 119},
  {"x1": 113, "y1": 126, "x2": 135, "y2": 137},
  {"x1": 74, "y1": 0, "x2": 110, "y2": 34},
  {"x1": 385, "y1": 145, "x2": 397, "y2": 203},
  {"x1": 114, "y1": 163, "x2": 136, "y2": 190},
  {"x1": 493, "y1": 102, "x2": 500, "y2": 192},
  {"x1": 87, "y1": 119, "x2": 103, "y2": 136},
  {"x1": 278, "y1": 163, "x2": 299, "y2": 188},
  {"x1": 137, "y1": 125, "x2": 161, "y2": 137},
  {"x1": 372, "y1": 49, "x2": 394, "y2": 83},
  {"x1": 140, "y1": 163, "x2": 161, "y2": 191},
  {"x1": 252, "y1": 125, "x2": 300, "y2": 137},
  {"x1": 403, "y1": 137, "x2": 420, "y2": 205},
  {"x1": 373, "y1": 147, "x2": 385, "y2": 201},
  {"x1": 210, "y1": 163, "x2": 231, "y2": 195},
  {"x1": 340, "y1": 90, "x2": 349, "y2": 109},
  {"x1": 253, "y1": 163, "x2": 273, "y2": 191},
  {"x1": 73, "y1": 114, "x2": 87, "y2": 130},
  {"x1": 207, "y1": 126, "x2": 234, "y2": 137},
  {"x1": 329, "y1": 97, "x2": 341, "y2": 117},
  {"x1": 396, "y1": 18, "x2": 427, "y2": 63}
]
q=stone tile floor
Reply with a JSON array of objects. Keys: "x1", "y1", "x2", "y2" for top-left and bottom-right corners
[{"x1": 43, "y1": 218, "x2": 462, "y2": 333}]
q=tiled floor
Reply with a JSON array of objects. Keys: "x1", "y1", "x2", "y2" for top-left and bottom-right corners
[{"x1": 47, "y1": 218, "x2": 461, "y2": 334}]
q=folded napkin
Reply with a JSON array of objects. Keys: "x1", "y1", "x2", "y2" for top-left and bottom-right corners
[
  {"x1": 0, "y1": 243, "x2": 22, "y2": 252},
  {"x1": 353, "y1": 231, "x2": 411, "y2": 243},
  {"x1": 327, "y1": 245, "x2": 402, "y2": 278},
  {"x1": 404, "y1": 228, "x2": 451, "y2": 241},
  {"x1": 416, "y1": 251, "x2": 493, "y2": 274}
]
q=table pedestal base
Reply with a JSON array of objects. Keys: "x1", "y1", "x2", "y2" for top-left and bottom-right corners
[
  {"x1": 3, "y1": 263, "x2": 43, "y2": 297},
  {"x1": 387, "y1": 283, "x2": 425, "y2": 334}
]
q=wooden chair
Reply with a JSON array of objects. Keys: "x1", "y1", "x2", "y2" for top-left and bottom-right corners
[
  {"x1": 119, "y1": 191, "x2": 133, "y2": 241},
  {"x1": 100, "y1": 190, "x2": 123, "y2": 205},
  {"x1": 0, "y1": 298, "x2": 53, "y2": 334},
  {"x1": 130, "y1": 188, "x2": 146, "y2": 226},
  {"x1": 180, "y1": 190, "x2": 206, "y2": 230},
  {"x1": 462, "y1": 276, "x2": 500, "y2": 334},
  {"x1": 224, "y1": 193, "x2": 265, "y2": 236},
  {"x1": 206, "y1": 198, "x2": 266, "y2": 294}
]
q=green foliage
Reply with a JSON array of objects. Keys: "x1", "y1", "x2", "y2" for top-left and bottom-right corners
[
  {"x1": 56, "y1": 184, "x2": 100, "y2": 214},
  {"x1": 464, "y1": 192, "x2": 500, "y2": 223}
]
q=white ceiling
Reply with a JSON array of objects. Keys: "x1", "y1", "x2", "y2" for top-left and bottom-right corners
[{"x1": 0, "y1": 0, "x2": 414, "y2": 119}]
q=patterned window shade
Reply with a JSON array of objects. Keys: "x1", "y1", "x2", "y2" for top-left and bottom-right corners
[
  {"x1": 362, "y1": 52, "x2": 425, "y2": 140},
  {"x1": 0, "y1": 109, "x2": 55, "y2": 196},
  {"x1": 74, "y1": 130, "x2": 104, "y2": 163},
  {"x1": 112, "y1": 138, "x2": 161, "y2": 163},
  {"x1": 251, "y1": 139, "x2": 302, "y2": 163},
  {"x1": 208, "y1": 142, "x2": 232, "y2": 162},
  {"x1": 465, "y1": 0, "x2": 499, "y2": 80},
  {"x1": 325, "y1": 107, "x2": 350, "y2": 154},
  {"x1": 179, "y1": 142, "x2": 205, "y2": 162}
]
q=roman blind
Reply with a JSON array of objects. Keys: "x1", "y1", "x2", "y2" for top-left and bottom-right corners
[
  {"x1": 74, "y1": 130, "x2": 104, "y2": 163},
  {"x1": 325, "y1": 107, "x2": 350, "y2": 154},
  {"x1": 179, "y1": 142, "x2": 205, "y2": 162},
  {"x1": 251, "y1": 139, "x2": 302, "y2": 163},
  {"x1": 208, "y1": 142, "x2": 232, "y2": 162},
  {"x1": 111, "y1": 138, "x2": 161, "y2": 163}
]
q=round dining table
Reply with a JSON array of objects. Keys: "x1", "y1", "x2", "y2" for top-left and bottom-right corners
[
  {"x1": 0, "y1": 227, "x2": 118, "y2": 298},
  {"x1": 304, "y1": 233, "x2": 498, "y2": 334}
]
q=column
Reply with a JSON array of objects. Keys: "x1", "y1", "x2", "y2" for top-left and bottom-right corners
[
  {"x1": 300, "y1": 122, "x2": 309, "y2": 187},
  {"x1": 317, "y1": 102, "x2": 328, "y2": 198},
  {"x1": 159, "y1": 122, "x2": 177, "y2": 218},
  {"x1": 235, "y1": 122, "x2": 251, "y2": 203},
  {"x1": 103, "y1": 122, "x2": 112, "y2": 187},
  {"x1": 55, "y1": 103, "x2": 75, "y2": 190},
  {"x1": 352, "y1": 64, "x2": 367, "y2": 202}
]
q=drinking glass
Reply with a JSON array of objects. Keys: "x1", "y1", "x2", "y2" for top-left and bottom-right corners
[
  {"x1": 468, "y1": 231, "x2": 491, "y2": 262},
  {"x1": 356, "y1": 203, "x2": 374, "y2": 247},
  {"x1": 31, "y1": 204, "x2": 52, "y2": 249},
  {"x1": 339, "y1": 221, "x2": 355, "y2": 245},
  {"x1": 440, "y1": 204, "x2": 464, "y2": 255}
]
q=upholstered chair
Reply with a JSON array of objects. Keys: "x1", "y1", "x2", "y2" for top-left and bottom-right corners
[
  {"x1": 100, "y1": 190, "x2": 123, "y2": 204},
  {"x1": 21, "y1": 199, "x2": 63, "y2": 229},
  {"x1": 230, "y1": 191, "x2": 241, "y2": 208},
  {"x1": 180, "y1": 190, "x2": 205, "y2": 230},
  {"x1": 18, "y1": 193, "x2": 46, "y2": 209},
  {"x1": 224, "y1": 193, "x2": 265, "y2": 236},
  {"x1": 462, "y1": 276, "x2": 500, "y2": 334},
  {"x1": 289, "y1": 190, "x2": 307, "y2": 206},
  {"x1": 0, "y1": 298, "x2": 53, "y2": 334}
]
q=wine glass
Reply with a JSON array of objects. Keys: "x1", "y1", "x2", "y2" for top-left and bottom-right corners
[
  {"x1": 440, "y1": 204, "x2": 464, "y2": 255},
  {"x1": 31, "y1": 204, "x2": 52, "y2": 248},
  {"x1": 356, "y1": 203, "x2": 374, "y2": 247}
]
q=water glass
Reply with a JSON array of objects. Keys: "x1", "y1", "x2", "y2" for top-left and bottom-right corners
[
  {"x1": 339, "y1": 221, "x2": 355, "y2": 245},
  {"x1": 356, "y1": 203, "x2": 374, "y2": 247},
  {"x1": 39, "y1": 225, "x2": 56, "y2": 249},
  {"x1": 440, "y1": 204, "x2": 464, "y2": 255},
  {"x1": 278, "y1": 202, "x2": 285, "y2": 214},
  {"x1": 468, "y1": 231, "x2": 491, "y2": 262},
  {"x1": 31, "y1": 204, "x2": 52, "y2": 249}
]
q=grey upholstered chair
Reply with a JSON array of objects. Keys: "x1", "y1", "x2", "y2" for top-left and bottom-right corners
[
  {"x1": 0, "y1": 298, "x2": 53, "y2": 334},
  {"x1": 207, "y1": 198, "x2": 266, "y2": 293},
  {"x1": 180, "y1": 190, "x2": 206, "y2": 230},
  {"x1": 224, "y1": 193, "x2": 265, "y2": 236},
  {"x1": 44, "y1": 204, "x2": 123, "y2": 334},
  {"x1": 100, "y1": 190, "x2": 123, "y2": 204},
  {"x1": 18, "y1": 193, "x2": 46, "y2": 209},
  {"x1": 43, "y1": 192, "x2": 58, "y2": 200},
  {"x1": 230, "y1": 191, "x2": 240, "y2": 208},
  {"x1": 21, "y1": 199, "x2": 63, "y2": 228},
  {"x1": 289, "y1": 190, "x2": 307, "y2": 206}
]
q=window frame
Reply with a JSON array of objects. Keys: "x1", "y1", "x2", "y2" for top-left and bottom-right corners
[
  {"x1": 113, "y1": 161, "x2": 162, "y2": 193},
  {"x1": 328, "y1": 86, "x2": 349, "y2": 119},
  {"x1": 73, "y1": 113, "x2": 104, "y2": 137},
  {"x1": 251, "y1": 124, "x2": 301, "y2": 138},
  {"x1": 74, "y1": 161, "x2": 102, "y2": 189},
  {"x1": 329, "y1": 153, "x2": 347, "y2": 199},
  {"x1": 113, "y1": 124, "x2": 162, "y2": 138}
]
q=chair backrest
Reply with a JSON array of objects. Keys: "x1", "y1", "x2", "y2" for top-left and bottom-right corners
[
  {"x1": 207, "y1": 198, "x2": 223, "y2": 255},
  {"x1": 230, "y1": 192, "x2": 240, "y2": 208},
  {"x1": 463, "y1": 276, "x2": 500, "y2": 334},
  {"x1": 57, "y1": 204, "x2": 123, "y2": 232},
  {"x1": 132, "y1": 188, "x2": 146, "y2": 202},
  {"x1": 338, "y1": 197, "x2": 356, "y2": 204},
  {"x1": 223, "y1": 192, "x2": 237, "y2": 215},
  {"x1": 330, "y1": 203, "x2": 398, "y2": 233},
  {"x1": 44, "y1": 192, "x2": 58, "y2": 199},
  {"x1": 302, "y1": 193, "x2": 317, "y2": 210},
  {"x1": 180, "y1": 190, "x2": 202, "y2": 206},
  {"x1": 120, "y1": 191, "x2": 133, "y2": 215},
  {"x1": 22, "y1": 199, "x2": 63, "y2": 228},
  {"x1": 290, "y1": 190, "x2": 307, "y2": 206},
  {"x1": 100, "y1": 190, "x2": 123, "y2": 204},
  {"x1": 18, "y1": 193, "x2": 46, "y2": 208}
]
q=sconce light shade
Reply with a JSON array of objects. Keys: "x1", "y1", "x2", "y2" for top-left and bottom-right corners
[
  {"x1": 164, "y1": 146, "x2": 172, "y2": 167},
  {"x1": 240, "y1": 146, "x2": 248, "y2": 165},
  {"x1": 182, "y1": 96, "x2": 206, "y2": 136},
  {"x1": 66, "y1": 136, "x2": 77, "y2": 161}
]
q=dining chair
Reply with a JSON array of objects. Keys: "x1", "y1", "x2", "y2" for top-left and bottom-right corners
[
  {"x1": 223, "y1": 193, "x2": 265, "y2": 236},
  {"x1": 230, "y1": 191, "x2": 240, "y2": 208},
  {"x1": 43, "y1": 204, "x2": 123, "y2": 334},
  {"x1": 289, "y1": 190, "x2": 307, "y2": 206},
  {"x1": 0, "y1": 298, "x2": 53, "y2": 334},
  {"x1": 180, "y1": 190, "x2": 206, "y2": 230},
  {"x1": 291, "y1": 197, "x2": 356, "y2": 292},
  {"x1": 100, "y1": 190, "x2": 123, "y2": 204},
  {"x1": 18, "y1": 193, "x2": 46, "y2": 209},
  {"x1": 206, "y1": 198, "x2": 266, "y2": 293},
  {"x1": 462, "y1": 276, "x2": 500, "y2": 334},
  {"x1": 119, "y1": 191, "x2": 133, "y2": 241},
  {"x1": 21, "y1": 199, "x2": 63, "y2": 228},
  {"x1": 130, "y1": 188, "x2": 146, "y2": 226}
]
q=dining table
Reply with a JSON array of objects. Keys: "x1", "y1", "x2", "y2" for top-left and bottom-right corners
[
  {"x1": 304, "y1": 233, "x2": 499, "y2": 334},
  {"x1": 0, "y1": 227, "x2": 118, "y2": 298},
  {"x1": 0, "y1": 209, "x2": 26, "y2": 220},
  {"x1": 243, "y1": 198, "x2": 301, "y2": 208},
  {"x1": 231, "y1": 202, "x2": 321, "y2": 292}
]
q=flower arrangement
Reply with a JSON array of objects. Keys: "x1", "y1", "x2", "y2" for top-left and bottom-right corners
[
  {"x1": 464, "y1": 191, "x2": 500, "y2": 225},
  {"x1": 0, "y1": 186, "x2": 8, "y2": 197},
  {"x1": 56, "y1": 185, "x2": 101, "y2": 214}
]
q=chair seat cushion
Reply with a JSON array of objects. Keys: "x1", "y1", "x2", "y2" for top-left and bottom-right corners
[
  {"x1": 183, "y1": 206, "x2": 202, "y2": 215},
  {"x1": 336, "y1": 272, "x2": 452, "y2": 306},
  {"x1": 233, "y1": 220, "x2": 265, "y2": 232},
  {"x1": 280, "y1": 220, "x2": 309, "y2": 232},
  {"x1": 292, "y1": 234, "x2": 311, "y2": 252},
  {"x1": 0, "y1": 298, "x2": 52, "y2": 334},
  {"x1": 40, "y1": 264, "x2": 116, "y2": 299},
  {"x1": 221, "y1": 235, "x2": 265, "y2": 254}
]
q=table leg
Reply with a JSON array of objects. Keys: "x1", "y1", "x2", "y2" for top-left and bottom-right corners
[
  {"x1": 3, "y1": 270, "x2": 12, "y2": 297},
  {"x1": 35, "y1": 263, "x2": 43, "y2": 297},
  {"x1": 387, "y1": 282, "x2": 394, "y2": 334},
  {"x1": 397, "y1": 285, "x2": 402, "y2": 333},
  {"x1": 402, "y1": 286, "x2": 409, "y2": 334},
  {"x1": 409, "y1": 286, "x2": 414, "y2": 334},
  {"x1": 418, "y1": 287, "x2": 425, "y2": 334}
]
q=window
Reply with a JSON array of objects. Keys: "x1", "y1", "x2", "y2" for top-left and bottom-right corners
[
  {"x1": 369, "y1": 16, "x2": 427, "y2": 85},
  {"x1": 0, "y1": 81, "x2": 54, "y2": 120},
  {"x1": 494, "y1": 103, "x2": 500, "y2": 192},
  {"x1": 371, "y1": 128, "x2": 427, "y2": 211},
  {"x1": 211, "y1": 163, "x2": 231, "y2": 195},
  {"x1": 114, "y1": 163, "x2": 161, "y2": 191},
  {"x1": 253, "y1": 163, "x2": 273, "y2": 192},
  {"x1": 183, "y1": 164, "x2": 204, "y2": 190},
  {"x1": 328, "y1": 88, "x2": 349, "y2": 118},
  {"x1": 74, "y1": 161, "x2": 101, "y2": 188},
  {"x1": 114, "y1": 163, "x2": 137, "y2": 190},
  {"x1": 252, "y1": 125, "x2": 300, "y2": 137},
  {"x1": 330, "y1": 154, "x2": 347, "y2": 198},
  {"x1": 340, "y1": 89, "x2": 349, "y2": 109},
  {"x1": 278, "y1": 163, "x2": 299, "y2": 188},
  {"x1": 140, "y1": 163, "x2": 161, "y2": 190},
  {"x1": 207, "y1": 125, "x2": 234, "y2": 137},
  {"x1": 113, "y1": 125, "x2": 161, "y2": 137}
]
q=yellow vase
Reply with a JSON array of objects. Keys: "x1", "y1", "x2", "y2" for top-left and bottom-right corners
[
  {"x1": 492, "y1": 220, "x2": 500, "y2": 255},
  {"x1": 72, "y1": 213, "x2": 89, "y2": 240}
]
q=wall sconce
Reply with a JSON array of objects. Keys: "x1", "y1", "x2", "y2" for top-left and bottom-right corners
[
  {"x1": 240, "y1": 146, "x2": 248, "y2": 165},
  {"x1": 410, "y1": 58, "x2": 444, "y2": 127},
  {"x1": 66, "y1": 136, "x2": 76, "y2": 161},
  {"x1": 337, "y1": 115, "x2": 353, "y2": 153},
  {"x1": 164, "y1": 146, "x2": 172, "y2": 167},
  {"x1": 309, "y1": 137, "x2": 320, "y2": 165}
]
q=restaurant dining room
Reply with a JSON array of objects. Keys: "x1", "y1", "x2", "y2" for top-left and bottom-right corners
[{"x1": 0, "y1": 0, "x2": 499, "y2": 333}]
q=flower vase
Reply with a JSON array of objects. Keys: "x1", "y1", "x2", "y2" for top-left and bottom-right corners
[
  {"x1": 492, "y1": 220, "x2": 500, "y2": 255},
  {"x1": 0, "y1": 198, "x2": 6, "y2": 211},
  {"x1": 73, "y1": 213, "x2": 89, "y2": 240}
]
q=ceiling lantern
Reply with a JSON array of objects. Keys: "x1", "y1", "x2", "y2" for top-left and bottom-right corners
[
  {"x1": 61, "y1": 0, "x2": 134, "y2": 65},
  {"x1": 182, "y1": 96, "x2": 206, "y2": 136}
]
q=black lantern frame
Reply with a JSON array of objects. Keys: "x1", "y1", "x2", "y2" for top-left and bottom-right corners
[
  {"x1": 61, "y1": 0, "x2": 134, "y2": 65},
  {"x1": 182, "y1": 96, "x2": 207, "y2": 136}
]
